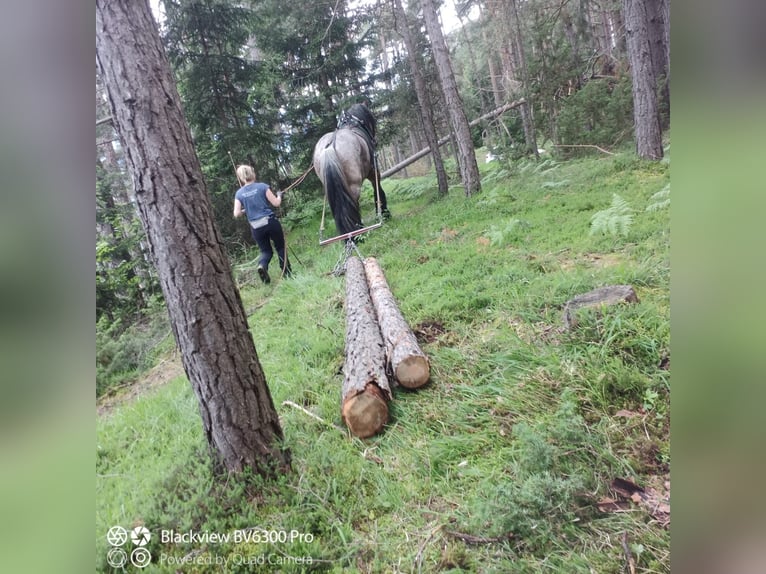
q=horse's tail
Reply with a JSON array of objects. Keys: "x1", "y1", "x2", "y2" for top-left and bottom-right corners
[{"x1": 319, "y1": 146, "x2": 363, "y2": 236}]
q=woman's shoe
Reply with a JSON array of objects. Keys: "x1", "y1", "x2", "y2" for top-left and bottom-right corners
[{"x1": 257, "y1": 266, "x2": 271, "y2": 284}]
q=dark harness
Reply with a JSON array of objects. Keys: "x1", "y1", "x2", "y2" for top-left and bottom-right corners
[{"x1": 337, "y1": 110, "x2": 377, "y2": 171}]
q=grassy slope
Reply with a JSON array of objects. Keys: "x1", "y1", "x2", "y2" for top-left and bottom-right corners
[{"x1": 97, "y1": 150, "x2": 670, "y2": 573}]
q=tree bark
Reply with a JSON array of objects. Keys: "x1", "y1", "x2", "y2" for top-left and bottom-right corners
[
  {"x1": 507, "y1": 0, "x2": 539, "y2": 158},
  {"x1": 419, "y1": 0, "x2": 482, "y2": 196},
  {"x1": 363, "y1": 258, "x2": 430, "y2": 389},
  {"x1": 482, "y1": 24, "x2": 505, "y2": 108},
  {"x1": 563, "y1": 285, "x2": 639, "y2": 330},
  {"x1": 393, "y1": 0, "x2": 448, "y2": 195},
  {"x1": 96, "y1": 0, "x2": 289, "y2": 475},
  {"x1": 342, "y1": 257, "x2": 392, "y2": 438},
  {"x1": 623, "y1": 0, "x2": 664, "y2": 160}
]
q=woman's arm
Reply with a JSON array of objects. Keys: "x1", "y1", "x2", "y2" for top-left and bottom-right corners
[
  {"x1": 233, "y1": 198, "x2": 245, "y2": 218},
  {"x1": 266, "y1": 187, "x2": 283, "y2": 207}
]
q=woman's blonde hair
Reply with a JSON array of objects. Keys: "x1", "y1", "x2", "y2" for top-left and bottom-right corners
[{"x1": 236, "y1": 164, "x2": 256, "y2": 184}]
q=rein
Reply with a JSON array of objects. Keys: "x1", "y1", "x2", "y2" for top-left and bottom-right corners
[{"x1": 281, "y1": 164, "x2": 315, "y2": 194}]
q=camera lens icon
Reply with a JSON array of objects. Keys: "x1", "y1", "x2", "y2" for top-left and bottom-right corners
[
  {"x1": 131, "y1": 547, "x2": 152, "y2": 568},
  {"x1": 131, "y1": 526, "x2": 151, "y2": 546},
  {"x1": 106, "y1": 547, "x2": 128, "y2": 568},
  {"x1": 107, "y1": 525, "x2": 128, "y2": 546}
]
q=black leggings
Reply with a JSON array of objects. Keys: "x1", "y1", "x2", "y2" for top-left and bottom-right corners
[{"x1": 251, "y1": 217, "x2": 291, "y2": 276}]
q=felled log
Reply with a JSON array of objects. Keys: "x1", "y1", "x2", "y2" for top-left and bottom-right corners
[
  {"x1": 363, "y1": 257, "x2": 430, "y2": 389},
  {"x1": 563, "y1": 285, "x2": 639, "y2": 329},
  {"x1": 342, "y1": 256, "x2": 392, "y2": 438},
  {"x1": 380, "y1": 99, "x2": 526, "y2": 179}
]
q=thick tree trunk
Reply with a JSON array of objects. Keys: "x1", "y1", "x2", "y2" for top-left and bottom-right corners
[
  {"x1": 648, "y1": 0, "x2": 670, "y2": 130},
  {"x1": 363, "y1": 258, "x2": 430, "y2": 389},
  {"x1": 623, "y1": 0, "x2": 664, "y2": 160},
  {"x1": 342, "y1": 256, "x2": 392, "y2": 438},
  {"x1": 419, "y1": 0, "x2": 481, "y2": 196},
  {"x1": 393, "y1": 0, "x2": 448, "y2": 195},
  {"x1": 96, "y1": 0, "x2": 289, "y2": 474}
]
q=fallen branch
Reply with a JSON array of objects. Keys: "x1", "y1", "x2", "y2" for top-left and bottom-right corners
[
  {"x1": 415, "y1": 523, "x2": 443, "y2": 573},
  {"x1": 380, "y1": 99, "x2": 526, "y2": 178},
  {"x1": 550, "y1": 144, "x2": 615, "y2": 155},
  {"x1": 444, "y1": 530, "x2": 514, "y2": 545},
  {"x1": 281, "y1": 400, "x2": 346, "y2": 433},
  {"x1": 621, "y1": 532, "x2": 636, "y2": 574}
]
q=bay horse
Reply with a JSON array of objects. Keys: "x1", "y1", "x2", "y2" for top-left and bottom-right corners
[{"x1": 313, "y1": 103, "x2": 389, "y2": 238}]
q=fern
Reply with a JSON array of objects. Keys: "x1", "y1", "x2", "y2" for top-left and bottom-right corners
[
  {"x1": 533, "y1": 158, "x2": 558, "y2": 173},
  {"x1": 541, "y1": 179, "x2": 569, "y2": 189},
  {"x1": 646, "y1": 183, "x2": 670, "y2": 212},
  {"x1": 481, "y1": 166, "x2": 513, "y2": 187},
  {"x1": 484, "y1": 219, "x2": 531, "y2": 246},
  {"x1": 590, "y1": 193, "x2": 634, "y2": 236},
  {"x1": 390, "y1": 180, "x2": 428, "y2": 200}
]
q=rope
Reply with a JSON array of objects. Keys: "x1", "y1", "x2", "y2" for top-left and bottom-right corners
[
  {"x1": 229, "y1": 152, "x2": 315, "y2": 281},
  {"x1": 281, "y1": 164, "x2": 315, "y2": 193},
  {"x1": 275, "y1": 164, "x2": 314, "y2": 280},
  {"x1": 320, "y1": 192, "x2": 328, "y2": 242},
  {"x1": 373, "y1": 152, "x2": 383, "y2": 223}
]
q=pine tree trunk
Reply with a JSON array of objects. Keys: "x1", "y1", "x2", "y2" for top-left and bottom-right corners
[
  {"x1": 96, "y1": 0, "x2": 289, "y2": 475},
  {"x1": 342, "y1": 257, "x2": 392, "y2": 438},
  {"x1": 363, "y1": 258, "x2": 430, "y2": 389},
  {"x1": 623, "y1": 0, "x2": 664, "y2": 159},
  {"x1": 394, "y1": 0, "x2": 448, "y2": 195},
  {"x1": 648, "y1": 0, "x2": 670, "y2": 130},
  {"x1": 419, "y1": 0, "x2": 481, "y2": 196},
  {"x1": 508, "y1": 0, "x2": 539, "y2": 158}
]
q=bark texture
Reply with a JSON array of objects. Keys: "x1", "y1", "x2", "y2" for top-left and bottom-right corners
[
  {"x1": 624, "y1": 0, "x2": 664, "y2": 160},
  {"x1": 342, "y1": 257, "x2": 392, "y2": 438},
  {"x1": 96, "y1": 0, "x2": 289, "y2": 474},
  {"x1": 563, "y1": 285, "x2": 640, "y2": 329},
  {"x1": 363, "y1": 258, "x2": 430, "y2": 389},
  {"x1": 419, "y1": 0, "x2": 481, "y2": 196}
]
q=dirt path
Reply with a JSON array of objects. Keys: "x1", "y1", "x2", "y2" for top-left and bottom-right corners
[{"x1": 97, "y1": 353, "x2": 185, "y2": 417}]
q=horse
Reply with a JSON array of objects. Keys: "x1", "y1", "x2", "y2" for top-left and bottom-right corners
[{"x1": 313, "y1": 104, "x2": 389, "y2": 237}]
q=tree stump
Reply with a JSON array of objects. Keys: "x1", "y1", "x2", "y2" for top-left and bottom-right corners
[
  {"x1": 563, "y1": 285, "x2": 639, "y2": 329},
  {"x1": 363, "y1": 257, "x2": 430, "y2": 388},
  {"x1": 342, "y1": 256, "x2": 392, "y2": 438}
]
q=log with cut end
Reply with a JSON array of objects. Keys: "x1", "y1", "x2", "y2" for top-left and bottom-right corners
[
  {"x1": 563, "y1": 284, "x2": 639, "y2": 329},
  {"x1": 342, "y1": 256, "x2": 392, "y2": 438},
  {"x1": 363, "y1": 257, "x2": 430, "y2": 389}
]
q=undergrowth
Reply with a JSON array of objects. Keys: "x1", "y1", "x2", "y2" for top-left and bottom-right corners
[{"x1": 96, "y1": 148, "x2": 670, "y2": 573}]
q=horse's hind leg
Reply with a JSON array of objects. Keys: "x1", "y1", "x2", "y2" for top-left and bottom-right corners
[{"x1": 370, "y1": 171, "x2": 391, "y2": 220}]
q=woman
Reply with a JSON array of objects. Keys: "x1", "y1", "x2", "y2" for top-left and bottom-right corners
[{"x1": 233, "y1": 164, "x2": 291, "y2": 283}]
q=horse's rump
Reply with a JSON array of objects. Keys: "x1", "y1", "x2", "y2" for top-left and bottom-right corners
[{"x1": 314, "y1": 129, "x2": 372, "y2": 236}]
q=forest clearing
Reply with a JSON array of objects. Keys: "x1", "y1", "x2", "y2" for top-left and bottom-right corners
[
  {"x1": 97, "y1": 0, "x2": 670, "y2": 571},
  {"x1": 97, "y1": 148, "x2": 670, "y2": 572}
]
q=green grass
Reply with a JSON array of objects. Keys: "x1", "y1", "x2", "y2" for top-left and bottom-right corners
[{"x1": 97, "y1": 149, "x2": 670, "y2": 572}]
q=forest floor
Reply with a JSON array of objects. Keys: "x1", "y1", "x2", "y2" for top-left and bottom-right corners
[
  {"x1": 96, "y1": 354, "x2": 182, "y2": 417},
  {"x1": 97, "y1": 148, "x2": 670, "y2": 573}
]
